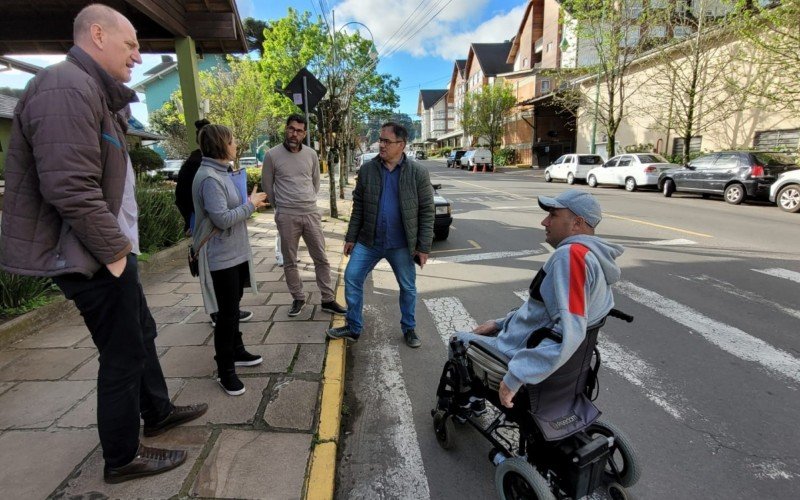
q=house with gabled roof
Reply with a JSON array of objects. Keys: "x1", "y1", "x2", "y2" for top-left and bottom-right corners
[
  {"x1": 416, "y1": 89, "x2": 451, "y2": 150},
  {"x1": 461, "y1": 42, "x2": 514, "y2": 147},
  {"x1": 438, "y1": 59, "x2": 467, "y2": 149}
]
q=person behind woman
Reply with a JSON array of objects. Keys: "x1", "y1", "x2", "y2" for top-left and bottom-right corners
[
  {"x1": 175, "y1": 118, "x2": 210, "y2": 236},
  {"x1": 192, "y1": 124, "x2": 268, "y2": 395}
]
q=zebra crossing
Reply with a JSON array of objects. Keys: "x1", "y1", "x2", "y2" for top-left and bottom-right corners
[{"x1": 421, "y1": 266, "x2": 800, "y2": 483}]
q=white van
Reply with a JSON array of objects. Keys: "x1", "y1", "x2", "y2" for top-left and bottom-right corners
[{"x1": 466, "y1": 148, "x2": 493, "y2": 171}]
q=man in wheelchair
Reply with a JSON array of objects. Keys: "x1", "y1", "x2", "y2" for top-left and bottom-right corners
[{"x1": 433, "y1": 190, "x2": 638, "y2": 499}]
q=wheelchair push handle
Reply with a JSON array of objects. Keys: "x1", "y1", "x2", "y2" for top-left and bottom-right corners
[{"x1": 608, "y1": 308, "x2": 634, "y2": 323}]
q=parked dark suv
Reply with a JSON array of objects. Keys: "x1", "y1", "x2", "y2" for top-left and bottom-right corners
[
  {"x1": 658, "y1": 151, "x2": 799, "y2": 204},
  {"x1": 446, "y1": 149, "x2": 467, "y2": 168}
]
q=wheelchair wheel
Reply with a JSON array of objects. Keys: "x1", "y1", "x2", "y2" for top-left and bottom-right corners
[
  {"x1": 586, "y1": 419, "x2": 641, "y2": 488},
  {"x1": 432, "y1": 410, "x2": 455, "y2": 450},
  {"x1": 607, "y1": 482, "x2": 629, "y2": 500},
  {"x1": 495, "y1": 457, "x2": 555, "y2": 500}
]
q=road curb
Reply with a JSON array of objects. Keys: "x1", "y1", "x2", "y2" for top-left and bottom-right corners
[{"x1": 305, "y1": 250, "x2": 349, "y2": 500}]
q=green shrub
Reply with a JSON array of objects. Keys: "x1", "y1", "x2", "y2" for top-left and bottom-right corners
[
  {"x1": 494, "y1": 148, "x2": 517, "y2": 166},
  {"x1": 245, "y1": 167, "x2": 261, "y2": 194},
  {"x1": 136, "y1": 184, "x2": 184, "y2": 253},
  {"x1": 623, "y1": 143, "x2": 654, "y2": 153},
  {"x1": 0, "y1": 271, "x2": 57, "y2": 318},
  {"x1": 440, "y1": 147, "x2": 452, "y2": 157},
  {"x1": 129, "y1": 147, "x2": 164, "y2": 175}
]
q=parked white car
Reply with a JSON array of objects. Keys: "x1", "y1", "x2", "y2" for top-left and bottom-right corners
[
  {"x1": 356, "y1": 152, "x2": 379, "y2": 173},
  {"x1": 239, "y1": 156, "x2": 259, "y2": 168},
  {"x1": 544, "y1": 154, "x2": 605, "y2": 184},
  {"x1": 586, "y1": 153, "x2": 679, "y2": 191},
  {"x1": 769, "y1": 169, "x2": 800, "y2": 213},
  {"x1": 465, "y1": 148, "x2": 493, "y2": 171}
]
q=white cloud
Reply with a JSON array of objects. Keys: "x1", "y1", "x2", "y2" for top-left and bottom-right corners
[{"x1": 332, "y1": 0, "x2": 488, "y2": 57}]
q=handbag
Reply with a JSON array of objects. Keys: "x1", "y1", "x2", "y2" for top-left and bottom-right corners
[{"x1": 188, "y1": 228, "x2": 219, "y2": 277}]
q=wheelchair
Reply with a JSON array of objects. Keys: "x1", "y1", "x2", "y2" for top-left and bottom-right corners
[{"x1": 431, "y1": 309, "x2": 640, "y2": 500}]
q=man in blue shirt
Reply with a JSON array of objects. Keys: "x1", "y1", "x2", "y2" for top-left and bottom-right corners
[{"x1": 327, "y1": 123, "x2": 435, "y2": 347}]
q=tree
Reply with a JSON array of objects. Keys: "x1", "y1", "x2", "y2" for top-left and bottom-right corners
[
  {"x1": 200, "y1": 56, "x2": 272, "y2": 167},
  {"x1": 560, "y1": 0, "x2": 660, "y2": 157},
  {"x1": 148, "y1": 98, "x2": 192, "y2": 159},
  {"x1": 639, "y1": 0, "x2": 757, "y2": 164},
  {"x1": 731, "y1": 0, "x2": 800, "y2": 113},
  {"x1": 242, "y1": 17, "x2": 268, "y2": 56},
  {"x1": 460, "y1": 83, "x2": 516, "y2": 158}
]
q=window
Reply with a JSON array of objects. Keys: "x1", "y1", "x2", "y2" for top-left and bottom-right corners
[
  {"x1": 617, "y1": 156, "x2": 633, "y2": 167},
  {"x1": 754, "y1": 128, "x2": 800, "y2": 150},
  {"x1": 523, "y1": 57, "x2": 528, "y2": 68},
  {"x1": 541, "y1": 79, "x2": 551, "y2": 93},
  {"x1": 688, "y1": 154, "x2": 716, "y2": 169},
  {"x1": 579, "y1": 155, "x2": 603, "y2": 165},
  {"x1": 546, "y1": 42, "x2": 553, "y2": 53},
  {"x1": 714, "y1": 153, "x2": 740, "y2": 169},
  {"x1": 672, "y1": 136, "x2": 702, "y2": 158}
]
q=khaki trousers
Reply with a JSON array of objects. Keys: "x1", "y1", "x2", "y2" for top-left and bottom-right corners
[{"x1": 275, "y1": 211, "x2": 335, "y2": 302}]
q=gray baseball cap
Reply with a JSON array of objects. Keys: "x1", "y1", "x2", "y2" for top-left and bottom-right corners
[{"x1": 538, "y1": 190, "x2": 602, "y2": 227}]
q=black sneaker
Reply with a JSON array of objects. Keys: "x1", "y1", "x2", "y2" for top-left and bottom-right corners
[
  {"x1": 217, "y1": 371, "x2": 245, "y2": 396},
  {"x1": 404, "y1": 328, "x2": 421, "y2": 348},
  {"x1": 288, "y1": 299, "x2": 306, "y2": 317},
  {"x1": 321, "y1": 301, "x2": 347, "y2": 315},
  {"x1": 210, "y1": 310, "x2": 254, "y2": 327},
  {"x1": 234, "y1": 349, "x2": 263, "y2": 367},
  {"x1": 326, "y1": 325, "x2": 360, "y2": 342},
  {"x1": 461, "y1": 396, "x2": 487, "y2": 417}
]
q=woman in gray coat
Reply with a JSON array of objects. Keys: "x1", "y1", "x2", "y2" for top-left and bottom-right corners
[{"x1": 192, "y1": 125, "x2": 268, "y2": 395}]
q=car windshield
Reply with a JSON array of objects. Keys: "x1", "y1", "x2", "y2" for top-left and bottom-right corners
[
  {"x1": 578, "y1": 156, "x2": 603, "y2": 165},
  {"x1": 635, "y1": 154, "x2": 668, "y2": 163},
  {"x1": 752, "y1": 152, "x2": 797, "y2": 166}
]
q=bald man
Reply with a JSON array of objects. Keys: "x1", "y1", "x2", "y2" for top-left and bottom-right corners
[{"x1": 0, "y1": 4, "x2": 206, "y2": 483}]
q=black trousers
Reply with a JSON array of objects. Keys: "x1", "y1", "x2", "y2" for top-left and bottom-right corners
[
  {"x1": 54, "y1": 254, "x2": 172, "y2": 468},
  {"x1": 209, "y1": 262, "x2": 249, "y2": 366}
]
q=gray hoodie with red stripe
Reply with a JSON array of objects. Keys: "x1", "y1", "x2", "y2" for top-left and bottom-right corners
[{"x1": 457, "y1": 234, "x2": 623, "y2": 392}]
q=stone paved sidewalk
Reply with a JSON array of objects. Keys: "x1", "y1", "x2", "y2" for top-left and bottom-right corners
[{"x1": 0, "y1": 191, "x2": 351, "y2": 499}]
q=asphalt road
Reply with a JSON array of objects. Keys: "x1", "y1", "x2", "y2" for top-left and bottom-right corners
[{"x1": 335, "y1": 160, "x2": 800, "y2": 500}]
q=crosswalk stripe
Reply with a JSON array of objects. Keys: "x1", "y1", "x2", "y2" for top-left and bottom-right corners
[
  {"x1": 615, "y1": 281, "x2": 800, "y2": 384},
  {"x1": 374, "y1": 249, "x2": 547, "y2": 271},
  {"x1": 354, "y1": 305, "x2": 431, "y2": 499},
  {"x1": 687, "y1": 274, "x2": 800, "y2": 321},
  {"x1": 422, "y1": 297, "x2": 478, "y2": 346},
  {"x1": 426, "y1": 294, "x2": 691, "y2": 421},
  {"x1": 753, "y1": 268, "x2": 800, "y2": 284}
]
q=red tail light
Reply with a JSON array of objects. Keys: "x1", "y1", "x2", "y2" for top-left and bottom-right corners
[
  {"x1": 644, "y1": 166, "x2": 656, "y2": 173},
  {"x1": 751, "y1": 165, "x2": 765, "y2": 177}
]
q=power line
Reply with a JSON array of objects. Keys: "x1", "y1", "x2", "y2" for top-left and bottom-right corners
[
  {"x1": 376, "y1": 0, "x2": 430, "y2": 55},
  {"x1": 381, "y1": 0, "x2": 455, "y2": 60},
  {"x1": 380, "y1": 0, "x2": 447, "y2": 58}
]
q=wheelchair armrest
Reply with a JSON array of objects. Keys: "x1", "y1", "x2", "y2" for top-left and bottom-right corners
[{"x1": 468, "y1": 340, "x2": 510, "y2": 368}]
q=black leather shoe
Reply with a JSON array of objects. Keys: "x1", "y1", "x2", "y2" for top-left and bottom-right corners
[
  {"x1": 321, "y1": 300, "x2": 347, "y2": 315},
  {"x1": 288, "y1": 299, "x2": 306, "y2": 317},
  {"x1": 326, "y1": 325, "x2": 360, "y2": 342},
  {"x1": 404, "y1": 329, "x2": 421, "y2": 348},
  {"x1": 143, "y1": 403, "x2": 208, "y2": 437},
  {"x1": 104, "y1": 445, "x2": 187, "y2": 484}
]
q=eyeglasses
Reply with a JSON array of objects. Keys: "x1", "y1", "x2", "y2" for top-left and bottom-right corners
[
  {"x1": 378, "y1": 138, "x2": 403, "y2": 145},
  {"x1": 286, "y1": 126, "x2": 306, "y2": 135}
]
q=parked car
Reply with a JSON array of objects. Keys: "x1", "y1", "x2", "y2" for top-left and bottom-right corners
[
  {"x1": 464, "y1": 148, "x2": 493, "y2": 172},
  {"x1": 239, "y1": 156, "x2": 259, "y2": 168},
  {"x1": 460, "y1": 150, "x2": 475, "y2": 170},
  {"x1": 447, "y1": 149, "x2": 467, "y2": 168},
  {"x1": 587, "y1": 153, "x2": 679, "y2": 191},
  {"x1": 659, "y1": 151, "x2": 799, "y2": 205},
  {"x1": 769, "y1": 169, "x2": 800, "y2": 213},
  {"x1": 161, "y1": 159, "x2": 183, "y2": 180},
  {"x1": 356, "y1": 152, "x2": 379, "y2": 173},
  {"x1": 432, "y1": 183, "x2": 453, "y2": 240},
  {"x1": 414, "y1": 150, "x2": 427, "y2": 160},
  {"x1": 544, "y1": 154, "x2": 605, "y2": 184}
]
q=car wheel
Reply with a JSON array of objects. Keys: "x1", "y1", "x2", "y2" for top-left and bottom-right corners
[
  {"x1": 777, "y1": 184, "x2": 800, "y2": 213},
  {"x1": 724, "y1": 183, "x2": 745, "y2": 205},
  {"x1": 544, "y1": 171, "x2": 552, "y2": 182},
  {"x1": 588, "y1": 175, "x2": 598, "y2": 187},
  {"x1": 624, "y1": 177, "x2": 637, "y2": 192},
  {"x1": 662, "y1": 179, "x2": 674, "y2": 197},
  {"x1": 567, "y1": 173, "x2": 575, "y2": 185}
]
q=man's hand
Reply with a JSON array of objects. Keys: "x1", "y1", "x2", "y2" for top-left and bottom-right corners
[
  {"x1": 106, "y1": 256, "x2": 127, "y2": 278},
  {"x1": 343, "y1": 242, "x2": 355, "y2": 256},
  {"x1": 414, "y1": 251, "x2": 428, "y2": 268},
  {"x1": 249, "y1": 185, "x2": 268, "y2": 209},
  {"x1": 499, "y1": 381, "x2": 516, "y2": 408},
  {"x1": 472, "y1": 320, "x2": 500, "y2": 336}
]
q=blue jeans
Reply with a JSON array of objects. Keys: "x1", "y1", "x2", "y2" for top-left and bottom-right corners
[{"x1": 345, "y1": 242, "x2": 417, "y2": 334}]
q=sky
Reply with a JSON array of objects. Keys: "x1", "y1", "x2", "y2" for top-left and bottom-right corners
[{"x1": 0, "y1": 0, "x2": 527, "y2": 125}]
